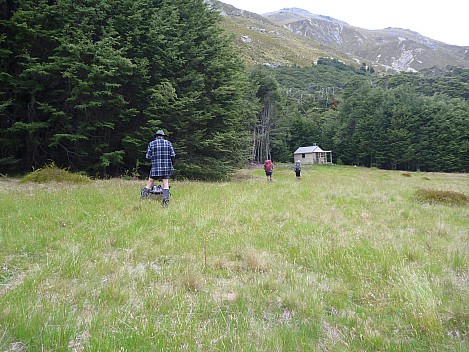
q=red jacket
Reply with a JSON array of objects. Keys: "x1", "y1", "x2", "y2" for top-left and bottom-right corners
[{"x1": 264, "y1": 160, "x2": 273, "y2": 171}]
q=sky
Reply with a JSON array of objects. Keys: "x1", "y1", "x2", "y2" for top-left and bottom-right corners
[{"x1": 219, "y1": 0, "x2": 468, "y2": 46}]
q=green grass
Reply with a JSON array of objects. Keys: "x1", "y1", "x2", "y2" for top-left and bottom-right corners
[{"x1": 1, "y1": 165, "x2": 468, "y2": 351}]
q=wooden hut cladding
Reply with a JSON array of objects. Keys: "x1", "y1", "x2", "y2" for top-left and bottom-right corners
[{"x1": 293, "y1": 145, "x2": 332, "y2": 164}]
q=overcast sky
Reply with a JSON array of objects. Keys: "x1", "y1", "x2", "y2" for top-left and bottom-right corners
[{"x1": 219, "y1": 0, "x2": 468, "y2": 47}]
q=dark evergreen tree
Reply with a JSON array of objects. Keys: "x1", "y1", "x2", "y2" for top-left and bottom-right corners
[
  {"x1": 0, "y1": 0, "x2": 63, "y2": 172},
  {"x1": 333, "y1": 78, "x2": 372, "y2": 165},
  {"x1": 0, "y1": 0, "x2": 254, "y2": 179},
  {"x1": 419, "y1": 94, "x2": 469, "y2": 172},
  {"x1": 154, "y1": 0, "x2": 253, "y2": 180}
]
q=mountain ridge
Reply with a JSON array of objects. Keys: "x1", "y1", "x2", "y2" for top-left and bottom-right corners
[{"x1": 212, "y1": 2, "x2": 469, "y2": 72}]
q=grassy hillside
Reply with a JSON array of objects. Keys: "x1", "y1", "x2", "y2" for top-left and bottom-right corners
[
  {"x1": 220, "y1": 16, "x2": 351, "y2": 68},
  {"x1": 1, "y1": 166, "x2": 468, "y2": 350}
]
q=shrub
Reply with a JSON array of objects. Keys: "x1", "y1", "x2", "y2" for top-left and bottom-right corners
[
  {"x1": 414, "y1": 188, "x2": 469, "y2": 206},
  {"x1": 20, "y1": 163, "x2": 92, "y2": 184}
]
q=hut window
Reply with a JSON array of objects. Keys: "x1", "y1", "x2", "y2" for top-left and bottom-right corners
[{"x1": 302, "y1": 153, "x2": 305, "y2": 158}]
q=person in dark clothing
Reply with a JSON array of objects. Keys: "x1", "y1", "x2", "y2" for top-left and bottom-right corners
[
  {"x1": 141, "y1": 129, "x2": 175, "y2": 206},
  {"x1": 293, "y1": 160, "x2": 302, "y2": 180}
]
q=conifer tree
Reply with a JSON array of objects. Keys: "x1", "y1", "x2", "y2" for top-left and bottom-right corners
[
  {"x1": 0, "y1": 0, "x2": 253, "y2": 179},
  {"x1": 152, "y1": 0, "x2": 252, "y2": 179}
]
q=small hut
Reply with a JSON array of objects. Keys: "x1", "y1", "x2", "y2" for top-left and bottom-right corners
[{"x1": 293, "y1": 144, "x2": 332, "y2": 164}]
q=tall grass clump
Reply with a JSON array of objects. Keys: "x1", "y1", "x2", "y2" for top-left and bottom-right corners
[
  {"x1": 19, "y1": 163, "x2": 92, "y2": 184},
  {"x1": 414, "y1": 188, "x2": 469, "y2": 206}
]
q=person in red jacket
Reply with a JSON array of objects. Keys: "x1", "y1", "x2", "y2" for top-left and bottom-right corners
[{"x1": 264, "y1": 159, "x2": 273, "y2": 182}]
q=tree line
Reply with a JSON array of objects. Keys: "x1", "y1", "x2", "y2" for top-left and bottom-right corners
[
  {"x1": 1, "y1": 1, "x2": 468, "y2": 179},
  {"x1": 264, "y1": 61, "x2": 469, "y2": 172}
]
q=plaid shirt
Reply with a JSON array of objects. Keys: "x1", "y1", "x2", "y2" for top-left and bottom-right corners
[{"x1": 146, "y1": 138, "x2": 175, "y2": 177}]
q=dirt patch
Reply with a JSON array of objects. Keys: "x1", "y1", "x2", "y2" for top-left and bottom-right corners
[{"x1": 0, "y1": 178, "x2": 22, "y2": 191}]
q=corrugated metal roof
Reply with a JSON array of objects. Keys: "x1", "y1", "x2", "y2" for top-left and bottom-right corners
[{"x1": 294, "y1": 146, "x2": 323, "y2": 154}]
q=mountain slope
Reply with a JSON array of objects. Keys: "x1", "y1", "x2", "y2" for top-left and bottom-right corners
[
  {"x1": 272, "y1": 8, "x2": 469, "y2": 72},
  {"x1": 212, "y1": 2, "x2": 469, "y2": 72},
  {"x1": 211, "y1": 2, "x2": 353, "y2": 68}
]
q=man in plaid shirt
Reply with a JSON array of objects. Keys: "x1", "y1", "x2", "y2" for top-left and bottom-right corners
[{"x1": 142, "y1": 129, "x2": 175, "y2": 206}]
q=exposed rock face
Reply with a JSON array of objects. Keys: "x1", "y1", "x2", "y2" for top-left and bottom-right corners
[{"x1": 268, "y1": 8, "x2": 469, "y2": 72}]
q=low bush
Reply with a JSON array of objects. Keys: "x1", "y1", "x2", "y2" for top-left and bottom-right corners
[
  {"x1": 414, "y1": 188, "x2": 469, "y2": 206},
  {"x1": 19, "y1": 163, "x2": 92, "y2": 184}
]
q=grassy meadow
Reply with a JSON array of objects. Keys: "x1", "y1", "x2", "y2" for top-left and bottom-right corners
[{"x1": 0, "y1": 165, "x2": 468, "y2": 351}]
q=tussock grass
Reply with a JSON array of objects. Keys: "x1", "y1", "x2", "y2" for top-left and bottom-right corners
[
  {"x1": 414, "y1": 188, "x2": 469, "y2": 206},
  {"x1": 19, "y1": 163, "x2": 92, "y2": 184},
  {"x1": 0, "y1": 166, "x2": 468, "y2": 351}
]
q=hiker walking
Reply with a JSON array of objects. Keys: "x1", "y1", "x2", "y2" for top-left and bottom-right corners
[
  {"x1": 141, "y1": 129, "x2": 175, "y2": 206},
  {"x1": 293, "y1": 160, "x2": 302, "y2": 180},
  {"x1": 264, "y1": 159, "x2": 273, "y2": 182}
]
